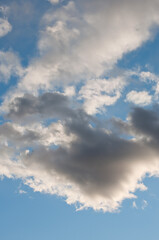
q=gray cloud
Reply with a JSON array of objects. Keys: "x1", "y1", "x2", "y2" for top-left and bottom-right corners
[
  {"x1": 2, "y1": 92, "x2": 159, "y2": 211},
  {"x1": 0, "y1": 122, "x2": 41, "y2": 146},
  {"x1": 24, "y1": 126, "x2": 150, "y2": 199},
  {"x1": 130, "y1": 107, "x2": 159, "y2": 143},
  {"x1": 113, "y1": 107, "x2": 159, "y2": 145},
  {"x1": 6, "y1": 92, "x2": 74, "y2": 120}
]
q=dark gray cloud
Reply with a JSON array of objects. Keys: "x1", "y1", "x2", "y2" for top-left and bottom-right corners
[
  {"x1": 7, "y1": 92, "x2": 74, "y2": 120},
  {"x1": 20, "y1": 97, "x2": 158, "y2": 201},
  {"x1": 130, "y1": 107, "x2": 159, "y2": 143},
  {"x1": 113, "y1": 107, "x2": 159, "y2": 145},
  {"x1": 24, "y1": 128, "x2": 151, "y2": 199}
]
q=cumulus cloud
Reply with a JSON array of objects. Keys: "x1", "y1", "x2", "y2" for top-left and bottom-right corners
[
  {"x1": 79, "y1": 77, "x2": 126, "y2": 114},
  {"x1": 1, "y1": 0, "x2": 159, "y2": 213},
  {"x1": 4, "y1": 0, "x2": 159, "y2": 94},
  {"x1": 0, "y1": 121, "x2": 75, "y2": 148},
  {"x1": 6, "y1": 92, "x2": 74, "y2": 121},
  {"x1": 0, "y1": 92, "x2": 159, "y2": 211},
  {"x1": 126, "y1": 90, "x2": 152, "y2": 106},
  {"x1": 139, "y1": 71, "x2": 159, "y2": 96}
]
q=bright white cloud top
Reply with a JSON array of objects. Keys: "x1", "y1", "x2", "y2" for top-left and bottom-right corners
[
  {"x1": 1, "y1": 0, "x2": 159, "y2": 213},
  {"x1": 126, "y1": 90, "x2": 152, "y2": 106}
]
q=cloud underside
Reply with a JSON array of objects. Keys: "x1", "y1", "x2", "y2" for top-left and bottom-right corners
[
  {"x1": 1, "y1": 0, "x2": 159, "y2": 212},
  {"x1": 0, "y1": 92, "x2": 159, "y2": 212}
]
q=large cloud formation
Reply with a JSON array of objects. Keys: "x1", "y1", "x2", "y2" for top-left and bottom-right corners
[
  {"x1": 0, "y1": 93, "x2": 159, "y2": 211},
  {"x1": 1, "y1": 0, "x2": 159, "y2": 212}
]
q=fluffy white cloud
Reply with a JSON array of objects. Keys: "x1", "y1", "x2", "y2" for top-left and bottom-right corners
[
  {"x1": 79, "y1": 77, "x2": 126, "y2": 114},
  {"x1": 139, "y1": 71, "x2": 159, "y2": 96},
  {"x1": 5, "y1": 0, "x2": 159, "y2": 93},
  {"x1": 126, "y1": 90, "x2": 152, "y2": 106}
]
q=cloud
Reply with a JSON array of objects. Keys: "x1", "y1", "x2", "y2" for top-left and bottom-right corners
[
  {"x1": 1, "y1": 0, "x2": 159, "y2": 213},
  {"x1": 129, "y1": 107, "x2": 159, "y2": 144},
  {"x1": 126, "y1": 90, "x2": 152, "y2": 106},
  {"x1": 0, "y1": 121, "x2": 75, "y2": 148},
  {"x1": 0, "y1": 5, "x2": 10, "y2": 16},
  {"x1": 19, "y1": 189, "x2": 27, "y2": 194},
  {"x1": 0, "y1": 18, "x2": 12, "y2": 37},
  {"x1": 0, "y1": 92, "x2": 159, "y2": 211},
  {"x1": 0, "y1": 51, "x2": 24, "y2": 83},
  {"x1": 1, "y1": 0, "x2": 159, "y2": 116},
  {"x1": 48, "y1": 0, "x2": 60, "y2": 4},
  {"x1": 79, "y1": 77, "x2": 126, "y2": 114},
  {"x1": 139, "y1": 71, "x2": 159, "y2": 96},
  {"x1": 6, "y1": 92, "x2": 74, "y2": 121},
  {"x1": 132, "y1": 201, "x2": 137, "y2": 209},
  {"x1": 141, "y1": 200, "x2": 148, "y2": 210},
  {"x1": 4, "y1": 0, "x2": 159, "y2": 94}
]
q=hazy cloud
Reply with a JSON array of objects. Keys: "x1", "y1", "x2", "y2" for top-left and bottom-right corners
[
  {"x1": 0, "y1": 51, "x2": 23, "y2": 83},
  {"x1": 0, "y1": 18, "x2": 12, "y2": 37}
]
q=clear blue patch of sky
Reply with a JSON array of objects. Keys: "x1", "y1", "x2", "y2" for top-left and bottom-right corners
[{"x1": 1, "y1": 177, "x2": 159, "y2": 240}]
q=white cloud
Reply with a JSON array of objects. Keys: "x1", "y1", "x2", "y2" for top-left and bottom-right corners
[
  {"x1": 19, "y1": 189, "x2": 27, "y2": 194},
  {"x1": 0, "y1": 51, "x2": 24, "y2": 83},
  {"x1": 0, "y1": 18, "x2": 12, "y2": 37},
  {"x1": 141, "y1": 200, "x2": 148, "y2": 210},
  {"x1": 48, "y1": 0, "x2": 60, "y2": 4},
  {"x1": 140, "y1": 71, "x2": 159, "y2": 82},
  {"x1": 5, "y1": 0, "x2": 159, "y2": 94},
  {"x1": 79, "y1": 77, "x2": 126, "y2": 114},
  {"x1": 64, "y1": 86, "x2": 75, "y2": 97},
  {"x1": 126, "y1": 90, "x2": 152, "y2": 106},
  {"x1": 132, "y1": 201, "x2": 137, "y2": 209},
  {"x1": 0, "y1": 121, "x2": 75, "y2": 148},
  {"x1": 139, "y1": 71, "x2": 159, "y2": 96}
]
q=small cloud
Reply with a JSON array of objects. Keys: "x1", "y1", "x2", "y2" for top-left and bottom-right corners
[
  {"x1": 0, "y1": 18, "x2": 12, "y2": 38},
  {"x1": 132, "y1": 201, "x2": 138, "y2": 209},
  {"x1": 141, "y1": 200, "x2": 148, "y2": 210},
  {"x1": 125, "y1": 90, "x2": 152, "y2": 106},
  {"x1": 0, "y1": 5, "x2": 10, "y2": 16},
  {"x1": 48, "y1": 0, "x2": 60, "y2": 5},
  {"x1": 64, "y1": 86, "x2": 75, "y2": 97},
  {"x1": 19, "y1": 189, "x2": 27, "y2": 194}
]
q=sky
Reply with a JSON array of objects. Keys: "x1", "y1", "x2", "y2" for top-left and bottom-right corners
[{"x1": 1, "y1": 0, "x2": 159, "y2": 239}]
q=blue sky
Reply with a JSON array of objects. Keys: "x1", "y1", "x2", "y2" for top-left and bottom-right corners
[{"x1": 1, "y1": 0, "x2": 159, "y2": 239}]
